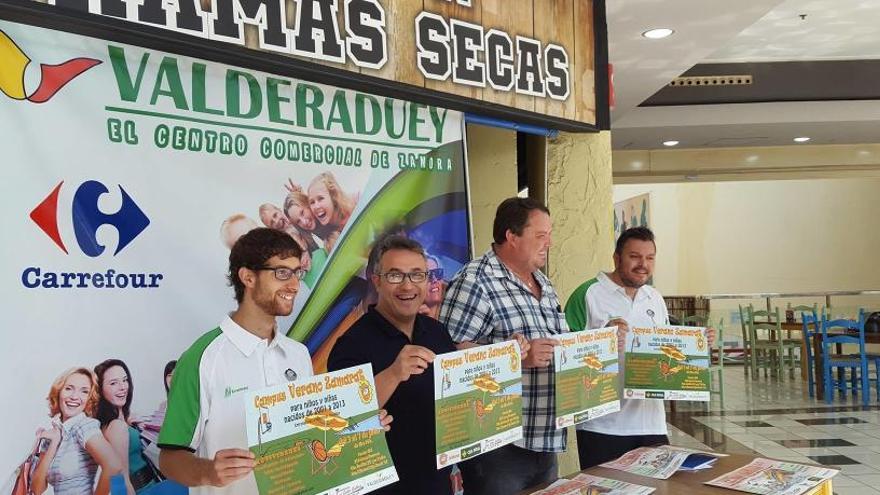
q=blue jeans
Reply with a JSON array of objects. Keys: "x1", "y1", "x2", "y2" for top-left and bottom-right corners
[{"x1": 459, "y1": 445, "x2": 558, "y2": 495}]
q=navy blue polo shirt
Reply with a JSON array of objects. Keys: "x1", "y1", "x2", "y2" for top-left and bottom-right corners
[{"x1": 328, "y1": 306, "x2": 457, "y2": 495}]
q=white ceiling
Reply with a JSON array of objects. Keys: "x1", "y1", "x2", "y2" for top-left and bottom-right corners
[
  {"x1": 706, "y1": 0, "x2": 880, "y2": 63},
  {"x1": 607, "y1": 0, "x2": 880, "y2": 152}
]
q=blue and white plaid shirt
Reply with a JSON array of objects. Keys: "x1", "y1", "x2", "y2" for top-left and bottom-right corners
[{"x1": 439, "y1": 248, "x2": 569, "y2": 452}]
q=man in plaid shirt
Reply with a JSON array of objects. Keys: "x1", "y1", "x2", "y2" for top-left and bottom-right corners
[{"x1": 439, "y1": 197, "x2": 569, "y2": 495}]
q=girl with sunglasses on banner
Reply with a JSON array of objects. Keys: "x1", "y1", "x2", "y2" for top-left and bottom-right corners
[
  {"x1": 31, "y1": 368, "x2": 122, "y2": 495},
  {"x1": 418, "y1": 254, "x2": 447, "y2": 320},
  {"x1": 94, "y1": 359, "x2": 158, "y2": 494}
]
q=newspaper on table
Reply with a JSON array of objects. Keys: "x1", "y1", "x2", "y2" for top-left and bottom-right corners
[
  {"x1": 434, "y1": 340, "x2": 523, "y2": 469},
  {"x1": 551, "y1": 327, "x2": 621, "y2": 429},
  {"x1": 705, "y1": 458, "x2": 838, "y2": 495},
  {"x1": 244, "y1": 364, "x2": 398, "y2": 495},
  {"x1": 624, "y1": 325, "x2": 711, "y2": 401},
  {"x1": 529, "y1": 474, "x2": 655, "y2": 495},
  {"x1": 600, "y1": 445, "x2": 724, "y2": 480}
]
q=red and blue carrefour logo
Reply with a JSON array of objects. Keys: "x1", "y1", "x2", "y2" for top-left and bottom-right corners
[{"x1": 30, "y1": 180, "x2": 150, "y2": 257}]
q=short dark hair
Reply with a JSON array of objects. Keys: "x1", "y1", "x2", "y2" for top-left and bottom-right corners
[
  {"x1": 163, "y1": 360, "x2": 177, "y2": 393},
  {"x1": 94, "y1": 359, "x2": 133, "y2": 428},
  {"x1": 370, "y1": 235, "x2": 426, "y2": 274},
  {"x1": 615, "y1": 226, "x2": 655, "y2": 255},
  {"x1": 228, "y1": 227, "x2": 302, "y2": 303},
  {"x1": 492, "y1": 197, "x2": 550, "y2": 244}
]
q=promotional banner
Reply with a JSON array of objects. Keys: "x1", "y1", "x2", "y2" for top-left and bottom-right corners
[
  {"x1": 551, "y1": 328, "x2": 620, "y2": 429},
  {"x1": 245, "y1": 365, "x2": 397, "y2": 495},
  {"x1": 434, "y1": 342, "x2": 523, "y2": 469},
  {"x1": 623, "y1": 326, "x2": 711, "y2": 401},
  {"x1": 0, "y1": 17, "x2": 469, "y2": 487}
]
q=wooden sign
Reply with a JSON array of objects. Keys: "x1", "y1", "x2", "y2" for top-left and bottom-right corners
[{"x1": 45, "y1": 0, "x2": 598, "y2": 127}]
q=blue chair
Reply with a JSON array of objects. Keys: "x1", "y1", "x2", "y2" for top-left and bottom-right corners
[
  {"x1": 801, "y1": 310, "x2": 820, "y2": 397},
  {"x1": 144, "y1": 481, "x2": 188, "y2": 495},
  {"x1": 821, "y1": 314, "x2": 870, "y2": 405},
  {"x1": 110, "y1": 475, "x2": 188, "y2": 495},
  {"x1": 857, "y1": 308, "x2": 880, "y2": 400}
]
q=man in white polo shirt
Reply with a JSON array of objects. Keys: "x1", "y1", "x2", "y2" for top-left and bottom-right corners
[
  {"x1": 157, "y1": 228, "x2": 315, "y2": 494},
  {"x1": 564, "y1": 227, "x2": 714, "y2": 468}
]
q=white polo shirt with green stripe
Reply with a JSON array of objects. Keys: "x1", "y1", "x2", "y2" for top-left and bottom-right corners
[
  {"x1": 564, "y1": 272, "x2": 669, "y2": 436},
  {"x1": 158, "y1": 316, "x2": 313, "y2": 495}
]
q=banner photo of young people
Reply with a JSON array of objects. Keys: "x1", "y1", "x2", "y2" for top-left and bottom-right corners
[{"x1": 0, "y1": 17, "x2": 469, "y2": 491}]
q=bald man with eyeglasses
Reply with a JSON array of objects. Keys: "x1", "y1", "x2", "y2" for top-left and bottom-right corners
[{"x1": 328, "y1": 235, "x2": 459, "y2": 495}]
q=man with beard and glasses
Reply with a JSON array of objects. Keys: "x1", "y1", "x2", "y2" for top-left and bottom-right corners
[
  {"x1": 158, "y1": 228, "x2": 391, "y2": 494},
  {"x1": 564, "y1": 227, "x2": 714, "y2": 468}
]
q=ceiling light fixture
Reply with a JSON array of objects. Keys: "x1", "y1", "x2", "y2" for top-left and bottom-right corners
[
  {"x1": 662, "y1": 140, "x2": 679, "y2": 147},
  {"x1": 642, "y1": 28, "x2": 674, "y2": 39},
  {"x1": 793, "y1": 136, "x2": 811, "y2": 143}
]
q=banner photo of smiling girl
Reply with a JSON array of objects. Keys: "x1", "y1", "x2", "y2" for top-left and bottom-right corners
[{"x1": 0, "y1": 14, "x2": 470, "y2": 490}]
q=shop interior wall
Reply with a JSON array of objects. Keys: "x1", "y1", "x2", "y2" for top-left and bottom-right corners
[{"x1": 613, "y1": 177, "x2": 880, "y2": 340}]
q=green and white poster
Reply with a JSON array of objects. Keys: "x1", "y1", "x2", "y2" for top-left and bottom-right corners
[
  {"x1": 0, "y1": 14, "x2": 470, "y2": 485},
  {"x1": 245, "y1": 364, "x2": 397, "y2": 495},
  {"x1": 624, "y1": 326, "x2": 711, "y2": 401},
  {"x1": 434, "y1": 342, "x2": 523, "y2": 469},
  {"x1": 552, "y1": 327, "x2": 620, "y2": 429}
]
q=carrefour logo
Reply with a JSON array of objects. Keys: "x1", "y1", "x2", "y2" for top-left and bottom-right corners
[
  {"x1": 30, "y1": 180, "x2": 150, "y2": 256},
  {"x1": 23, "y1": 180, "x2": 162, "y2": 290}
]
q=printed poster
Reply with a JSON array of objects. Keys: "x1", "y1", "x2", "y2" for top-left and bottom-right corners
[
  {"x1": 614, "y1": 193, "x2": 650, "y2": 240},
  {"x1": 624, "y1": 326, "x2": 711, "y2": 401},
  {"x1": 245, "y1": 364, "x2": 397, "y2": 495},
  {"x1": 434, "y1": 341, "x2": 523, "y2": 469},
  {"x1": 552, "y1": 327, "x2": 620, "y2": 429},
  {"x1": 571, "y1": 474, "x2": 655, "y2": 494},
  {"x1": 0, "y1": 14, "x2": 469, "y2": 482},
  {"x1": 531, "y1": 474, "x2": 655, "y2": 494},
  {"x1": 600, "y1": 446, "x2": 722, "y2": 480},
  {"x1": 705, "y1": 458, "x2": 838, "y2": 495}
]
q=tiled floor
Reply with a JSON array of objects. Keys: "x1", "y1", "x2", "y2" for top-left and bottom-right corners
[{"x1": 666, "y1": 366, "x2": 880, "y2": 495}]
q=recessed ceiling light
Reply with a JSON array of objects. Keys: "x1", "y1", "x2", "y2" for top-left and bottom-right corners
[
  {"x1": 662, "y1": 140, "x2": 679, "y2": 147},
  {"x1": 642, "y1": 28, "x2": 674, "y2": 39},
  {"x1": 793, "y1": 136, "x2": 811, "y2": 143}
]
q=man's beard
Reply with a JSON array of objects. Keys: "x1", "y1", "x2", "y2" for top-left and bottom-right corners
[
  {"x1": 619, "y1": 271, "x2": 648, "y2": 289},
  {"x1": 254, "y1": 289, "x2": 293, "y2": 316}
]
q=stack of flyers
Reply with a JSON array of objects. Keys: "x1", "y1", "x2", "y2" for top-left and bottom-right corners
[
  {"x1": 600, "y1": 445, "x2": 725, "y2": 479},
  {"x1": 529, "y1": 474, "x2": 655, "y2": 494},
  {"x1": 705, "y1": 458, "x2": 838, "y2": 495}
]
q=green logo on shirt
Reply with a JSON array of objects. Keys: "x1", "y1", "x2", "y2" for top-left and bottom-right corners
[{"x1": 225, "y1": 385, "x2": 249, "y2": 398}]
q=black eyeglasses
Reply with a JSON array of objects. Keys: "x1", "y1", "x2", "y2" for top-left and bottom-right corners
[
  {"x1": 256, "y1": 266, "x2": 306, "y2": 281},
  {"x1": 376, "y1": 271, "x2": 428, "y2": 284},
  {"x1": 428, "y1": 268, "x2": 445, "y2": 282}
]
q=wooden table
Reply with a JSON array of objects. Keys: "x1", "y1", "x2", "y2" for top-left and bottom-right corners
[
  {"x1": 520, "y1": 454, "x2": 833, "y2": 495},
  {"x1": 811, "y1": 330, "x2": 880, "y2": 398}
]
